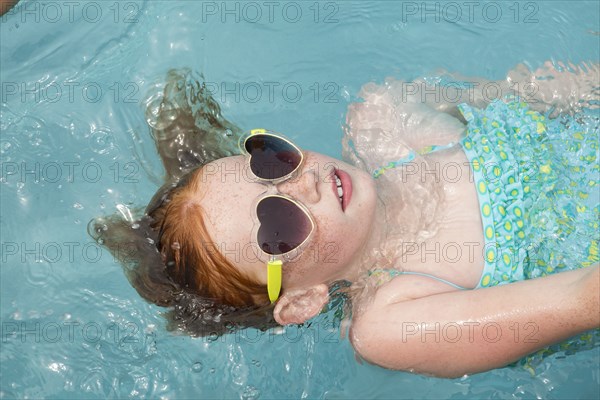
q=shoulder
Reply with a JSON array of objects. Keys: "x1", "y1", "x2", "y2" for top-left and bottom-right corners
[{"x1": 349, "y1": 274, "x2": 463, "y2": 372}]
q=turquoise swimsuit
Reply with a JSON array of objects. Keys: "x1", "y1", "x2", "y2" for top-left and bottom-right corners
[
  {"x1": 369, "y1": 96, "x2": 600, "y2": 372},
  {"x1": 371, "y1": 97, "x2": 599, "y2": 289}
]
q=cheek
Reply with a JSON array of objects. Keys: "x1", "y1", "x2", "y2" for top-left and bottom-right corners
[
  {"x1": 322, "y1": 218, "x2": 358, "y2": 263},
  {"x1": 284, "y1": 221, "x2": 332, "y2": 279},
  {"x1": 283, "y1": 214, "x2": 359, "y2": 284}
]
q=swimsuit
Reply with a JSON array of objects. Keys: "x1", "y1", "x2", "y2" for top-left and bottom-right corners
[
  {"x1": 459, "y1": 98, "x2": 599, "y2": 288},
  {"x1": 369, "y1": 96, "x2": 600, "y2": 372},
  {"x1": 371, "y1": 96, "x2": 599, "y2": 289}
]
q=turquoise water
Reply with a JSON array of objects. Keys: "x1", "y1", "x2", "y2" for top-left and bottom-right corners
[{"x1": 1, "y1": 1, "x2": 599, "y2": 398}]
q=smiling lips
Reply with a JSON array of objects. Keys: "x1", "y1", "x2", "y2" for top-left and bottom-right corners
[{"x1": 332, "y1": 169, "x2": 352, "y2": 212}]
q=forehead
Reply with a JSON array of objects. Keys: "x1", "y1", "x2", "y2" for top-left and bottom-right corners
[{"x1": 195, "y1": 156, "x2": 265, "y2": 258}]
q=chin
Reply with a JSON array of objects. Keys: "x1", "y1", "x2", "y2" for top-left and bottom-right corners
[{"x1": 357, "y1": 168, "x2": 378, "y2": 208}]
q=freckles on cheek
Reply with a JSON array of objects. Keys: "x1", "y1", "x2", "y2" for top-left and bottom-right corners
[
  {"x1": 281, "y1": 229, "x2": 324, "y2": 283},
  {"x1": 321, "y1": 217, "x2": 364, "y2": 266},
  {"x1": 312, "y1": 217, "x2": 332, "y2": 259},
  {"x1": 282, "y1": 212, "x2": 354, "y2": 284},
  {"x1": 309, "y1": 216, "x2": 348, "y2": 267}
]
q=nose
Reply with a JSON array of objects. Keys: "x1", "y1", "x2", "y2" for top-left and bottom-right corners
[{"x1": 276, "y1": 168, "x2": 320, "y2": 205}]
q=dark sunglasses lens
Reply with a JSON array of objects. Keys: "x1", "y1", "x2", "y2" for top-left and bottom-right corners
[
  {"x1": 245, "y1": 135, "x2": 302, "y2": 180},
  {"x1": 257, "y1": 197, "x2": 312, "y2": 255}
]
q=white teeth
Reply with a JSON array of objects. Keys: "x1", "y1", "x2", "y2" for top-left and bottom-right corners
[{"x1": 335, "y1": 174, "x2": 344, "y2": 203}]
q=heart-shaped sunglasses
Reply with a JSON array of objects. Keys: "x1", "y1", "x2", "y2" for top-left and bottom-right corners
[{"x1": 240, "y1": 129, "x2": 316, "y2": 303}]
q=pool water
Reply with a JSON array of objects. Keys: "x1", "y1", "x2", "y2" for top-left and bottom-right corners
[{"x1": 1, "y1": 1, "x2": 599, "y2": 398}]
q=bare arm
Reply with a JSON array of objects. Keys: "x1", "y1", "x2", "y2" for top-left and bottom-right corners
[
  {"x1": 507, "y1": 61, "x2": 600, "y2": 117},
  {"x1": 350, "y1": 265, "x2": 599, "y2": 378},
  {"x1": 342, "y1": 79, "x2": 467, "y2": 170},
  {"x1": 410, "y1": 62, "x2": 599, "y2": 118}
]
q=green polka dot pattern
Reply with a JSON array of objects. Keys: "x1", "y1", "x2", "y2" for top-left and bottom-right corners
[{"x1": 459, "y1": 97, "x2": 599, "y2": 289}]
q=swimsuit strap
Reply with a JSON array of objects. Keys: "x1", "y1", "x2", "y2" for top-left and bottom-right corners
[
  {"x1": 368, "y1": 268, "x2": 468, "y2": 290},
  {"x1": 372, "y1": 141, "x2": 459, "y2": 179}
]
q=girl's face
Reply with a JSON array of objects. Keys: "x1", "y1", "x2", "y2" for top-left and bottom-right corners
[{"x1": 194, "y1": 151, "x2": 378, "y2": 291}]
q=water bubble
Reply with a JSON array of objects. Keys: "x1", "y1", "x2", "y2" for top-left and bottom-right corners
[
  {"x1": 207, "y1": 334, "x2": 218, "y2": 343},
  {"x1": 73, "y1": 203, "x2": 84, "y2": 210},
  {"x1": 1, "y1": 139, "x2": 14, "y2": 154},
  {"x1": 192, "y1": 362, "x2": 203, "y2": 373},
  {"x1": 117, "y1": 374, "x2": 135, "y2": 394},
  {"x1": 89, "y1": 128, "x2": 116, "y2": 155},
  {"x1": 0, "y1": 137, "x2": 20, "y2": 162},
  {"x1": 20, "y1": 116, "x2": 45, "y2": 144},
  {"x1": 241, "y1": 385, "x2": 260, "y2": 400},
  {"x1": 272, "y1": 326, "x2": 284, "y2": 335},
  {"x1": 25, "y1": 260, "x2": 53, "y2": 287},
  {"x1": 145, "y1": 93, "x2": 179, "y2": 131},
  {"x1": 48, "y1": 362, "x2": 67, "y2": 373},
  {"x1": 131, "y1": 223, "x2": 140, "y2": 229},
  {"x1": 341, "y1": 86, "x2": 352, "y2": 101}
]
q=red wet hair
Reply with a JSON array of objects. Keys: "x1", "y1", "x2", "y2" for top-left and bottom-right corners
[{"x1": 150, "y1": 168, "x2": 269, "y2": 307}]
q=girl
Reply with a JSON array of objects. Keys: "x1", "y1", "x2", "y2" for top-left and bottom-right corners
[{"x1": 91, "y1": 64, "x2": 599, "y2": 378}]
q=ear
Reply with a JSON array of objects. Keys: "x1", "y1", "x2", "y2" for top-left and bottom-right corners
[{"x1": 273, "y1": 284, "x2": 329, "y2": 325}]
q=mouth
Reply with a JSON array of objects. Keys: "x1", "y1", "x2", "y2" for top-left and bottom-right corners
[{"x1": 331, "y1": 168, "x2": 353, "y2": 212}]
